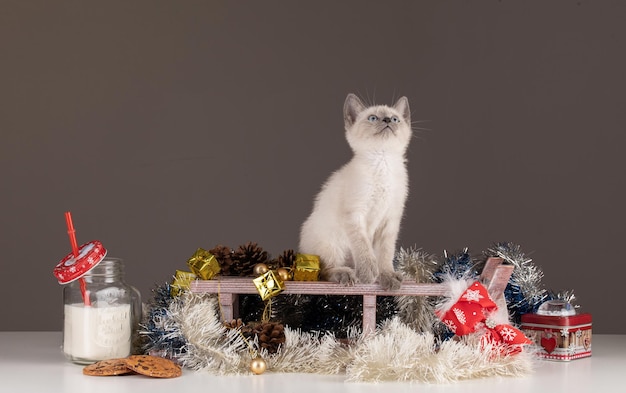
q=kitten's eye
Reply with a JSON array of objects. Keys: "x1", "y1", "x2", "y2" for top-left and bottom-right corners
[
  {"x1": 368, "y1": 115, "x2": 378, "y2": 122},
  {"x1": 391, "y1": 116, "x2": 400, "y2": 123}
]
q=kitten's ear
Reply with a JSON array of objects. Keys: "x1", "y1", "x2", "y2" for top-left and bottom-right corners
[
  {"x1": 343, "y1": 93, "x2": 366, "y2": 128},
  {"x1": 393, "y1": 96, "x2": 411, "y2": 124}
]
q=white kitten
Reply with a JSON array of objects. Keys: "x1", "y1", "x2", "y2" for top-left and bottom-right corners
[{"x1": 299, "y1": 94, "x2": 412, "y2": 290}]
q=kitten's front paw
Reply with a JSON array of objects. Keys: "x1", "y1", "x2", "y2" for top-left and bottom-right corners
[
  {"x1": 357, "y1": 263, "x2": 379, "y2": 284},
  {"x1": 378, "y1": 271, "x2": 404, "y2": 290},
  {"x1": 325, "y1": 267, "x2": 358, "y2": 286}
]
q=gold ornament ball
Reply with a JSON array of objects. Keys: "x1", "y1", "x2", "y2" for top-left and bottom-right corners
[
  {"x1": 250, "y1": 356, "x2": 267, "y2": 375},
  {"x1": 276, "y1": 267, "x2": 291, "y2": 281},
  {"x1": 252, "y1": 263, "x2": 269, "y2": 276}
]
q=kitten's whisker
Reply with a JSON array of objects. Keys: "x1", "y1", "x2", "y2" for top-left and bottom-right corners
[{"x1": 410, "y1": 119, "x2": 432, "y2": 133}]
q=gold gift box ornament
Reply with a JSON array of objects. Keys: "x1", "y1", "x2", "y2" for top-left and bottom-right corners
[
  {"x1": 253, "y1": 270, "x2": 285, "y2": 301},
  {"x1": 187, "y1": 248, "x2": 221, "y2": 280},
  {"x1": 171, "y1": 270, "x2": 197, "y2": 297},
  {"x1": 292, "y1": 253, "x2": 320, "y2": 281}
]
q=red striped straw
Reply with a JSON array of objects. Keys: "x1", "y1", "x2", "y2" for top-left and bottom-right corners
[{"x1": 65, "y1": 212, "x2": 91, "y2": 306}]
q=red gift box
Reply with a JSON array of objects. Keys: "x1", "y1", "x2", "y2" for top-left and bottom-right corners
[{"x1": 521, "y1": 312, "x2": 592, "y2": 361}]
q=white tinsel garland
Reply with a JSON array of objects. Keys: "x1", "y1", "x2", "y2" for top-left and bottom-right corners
[
  {"x1": 163, "y1": 292, "x2": 535, "y2": 382},
  {"x1": 170, "y1": 294, "x2": 250, "y2": 373},
  {"x1": 265, "y1": 328, "x2": 352, "y2": 374},
  {"x1": 346, "y1": 318, "x2": 534, "y2": 383}
]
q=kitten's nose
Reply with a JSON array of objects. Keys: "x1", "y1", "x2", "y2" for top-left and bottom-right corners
[{"x1": 382, "y1": 117, "x2": 391, "y2": 123}]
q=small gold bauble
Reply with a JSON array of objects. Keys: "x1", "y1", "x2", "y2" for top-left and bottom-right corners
[
  {"x1": 252, "y1": 263, "x2": 269, "y2": 276},
  {"x1": 250, "y1": 356, "x2": 267, "y2": 375},
  {"x1": 276, "y1": 267, "x2": 291, "y2": 281}
]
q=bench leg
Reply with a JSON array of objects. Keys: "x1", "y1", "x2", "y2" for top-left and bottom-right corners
[
  {"x1": 363, "y1": 295, "x2": 377, "y2": 334},
  {"x1": 219, "y1": 293, "x2": 238, "y2": 322}
]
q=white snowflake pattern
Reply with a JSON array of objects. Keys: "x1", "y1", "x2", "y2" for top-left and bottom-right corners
[
  {"x1": 462, "y1": 289, "x2": 484, "y2": 302},
  {"x1": 452, "y1": 308, "x2": 467, "y2": 325},
  {"x1": 444, "y1": 319, "x2": 457, "y2": 333},
  {"x1": 499, "y1": 327, "x2": 517, "y2": 342},
  {"x1": 561, "y1": 328, "x2": 569, "y2": 337}
]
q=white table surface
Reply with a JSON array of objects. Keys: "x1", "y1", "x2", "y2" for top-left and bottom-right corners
[{"x1": 0, "y1": 332, "x2": 623, "y2": 392}]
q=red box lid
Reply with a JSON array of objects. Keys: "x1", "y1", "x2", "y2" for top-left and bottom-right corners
[{"x1": 521, "y1": 312, "x2": 592, "y2": 327}]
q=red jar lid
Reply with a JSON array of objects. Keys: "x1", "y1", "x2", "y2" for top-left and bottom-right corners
[{"x1": 53, "y1": 240, "x2": 107, "y2": 284}]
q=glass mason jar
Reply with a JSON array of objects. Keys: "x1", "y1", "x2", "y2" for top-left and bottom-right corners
[{"x1": 62, "y1": 257, "x2": 141, "y2": 364}]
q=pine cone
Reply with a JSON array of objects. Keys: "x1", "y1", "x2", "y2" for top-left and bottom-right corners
[
  {"x1": 224, "y1": 319, "x2": 256, "y2": 343},
  {"x1": 210, "y1": 245, "x2": 235, "y2": 276},
  {"x1": 223, "y1": 318, "x2": 244, "y2": 329},
  {"x1": 268, "y1": 249, "x2": 296, "y2": 270},
  {"x1": 232, "y1": 242, "x2": 269, "y2": 276},
  {"x1": 246, "y1": 322, "x2": 285, "y2": 354}
]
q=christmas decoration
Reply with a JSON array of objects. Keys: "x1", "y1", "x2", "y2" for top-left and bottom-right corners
[
  {"x1": 223, "y1": 318, "x2": 245, "y2": 330},
  {"x1": 275, "y1": 267, "x2": 291, "y2": 281},
  {"x1": 394, "y1": 246, "x2": 442, "y2": 334},
  {"x1": 249, "y1": 356, "x2": 267, "y2": 374},
  {"x1": 244, "y1": 321, "x2": 286, "y2": 354},
  {"x1": 272, "y1": 249, "x2": 297, "y2": 270},
  {"x1": 521, "y1": 300, "x2": 592, "y2": 361},
  {"x1": 238, "y1": 294, "x2": 267, "y2": 324},
  {"x1": 187, "y1": 248, "x2": 221, "y2": 280},
  {"x1": 209, "y1": 245, "x2": 235, "y2": 276},
  {"x1": 139, "y1": 240, "x2": 579, "y2": 381},
  {"x1": 434, "y1": 248, "x2": 481, "y2": 282},
  {"x1": 140, "y1": 292, "x2": 534, "y2": 381},
  {"x1": 140, "y1": 284, "x2": 188, "y2": 360},
  {"x1": 253, "y1": 270, "x2": 284, "y2": 301},
  {"x1": 436, "y1": 280, "x2": 532, "y2": 355},
  {"x1": 252, "y1": 263, "x2": 269, "y2": 276},
  {"x1": 345, "y1": 318, "x2": 533, "y2": 383},
  {"x1": 232, "y1": 242, "x2": 269, "y2": 277},
  {"x1": 171, "y1": 270, "x2": 197, "y2": 297},
  {"x1": 292, "y1": 253, "x2": 320, "y2": 281},
  {"x1": 163, "y1": 294, "x2": 249, "y2": 373},
  {"x1": 484, "y1": 242, "x2": 548, "y2": 324}
]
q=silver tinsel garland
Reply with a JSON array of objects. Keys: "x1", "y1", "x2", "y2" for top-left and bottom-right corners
[
  {"x1": 142, "y1": 292, "x2": 534, "y2": 381},
  {"x1": 486, "y1": 242, "x2": 547, "y2": 305},
  {"x1": 485, "y1": 242, "x2": 550, "y2": 321},
  {"x1": 394, "y1": 246, "x2": 442, "y2": 333},
  {"x1": 140, "y1": 242, "x2": 559, "y2": 381}
]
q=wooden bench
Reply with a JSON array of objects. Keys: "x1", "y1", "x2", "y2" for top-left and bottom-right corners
[{"x1": 190, "y1": 257, "x2": 513, "y2": 332}]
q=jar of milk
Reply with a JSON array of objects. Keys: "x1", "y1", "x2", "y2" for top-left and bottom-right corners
[{"x1": 62, "y1": 257, "x2": 139, "y2": 364}]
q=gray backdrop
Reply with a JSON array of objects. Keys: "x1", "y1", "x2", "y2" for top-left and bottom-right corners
[{"x1": 2, "y1": 1, "x2": 624, "y2": 333}]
